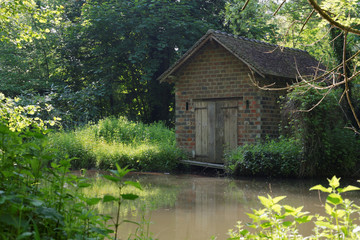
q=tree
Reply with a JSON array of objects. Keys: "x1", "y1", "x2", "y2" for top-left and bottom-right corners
[
  {"x1": 223, "y1": 0, "x2": 278, "y2": 42},
  {"x1": 239, "y1": 0, "x2": 360, "y2": 130},
  {"x1": 76, "y1": 0, "x2": 226, "y2": 124}
]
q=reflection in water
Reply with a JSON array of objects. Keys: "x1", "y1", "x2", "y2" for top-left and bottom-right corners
[{"x1": 92, "y1": 174, "x2": 360, "y2": 240}]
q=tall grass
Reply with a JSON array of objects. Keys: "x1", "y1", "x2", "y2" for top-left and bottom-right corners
[{"x1": 47, "y1": 117, "x2": 184, "y2": 172}]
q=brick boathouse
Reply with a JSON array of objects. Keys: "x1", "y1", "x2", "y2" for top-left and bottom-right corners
[{"x1": 158, "y1": 30, "x2": 321, "y2": 164}]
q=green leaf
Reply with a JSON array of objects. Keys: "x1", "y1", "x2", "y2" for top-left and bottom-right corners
[
  {"x1": 239, "y1": 229, "x2": 249, "y2": 236},
  {"x1": 260, "y1": 222, "x2": 271, "y2": 228},
  {"x1": 16, "y1": 232, "x2": 33, "y2": 240},
  {"x1": 90, "y1": 226, "x2": 112, "y2": 236},
  {"x1": 85, "y1": 197, "x2": 102, "y2": 206},
  {"x1": 295, "y1": 216, "x2": 312, "y2": 224},
  {"x1": 115, "y1": 164, "x2": 133, "y2": 178},
  {"x1": 272, "y1": 204, "x2": 282, "y2": 214},
  {"x1": 78, "y1": 183, "x2": 91, "y2": 188},
  {"x1": 283, "y1": 205, "x2": 295, "y2": 213},
  {"x1": 124, "y1": 181, "x2": 142, "y2": 190},
  {"x1": 273, "y1": 196, "x2": 286, "y2": 204},
  {"x1": 121, "y1": 194, "x2": 139, "y2": 200},
  {"x1": 327, "y1": 193, "x2": 342, "y2": 205},
  {"x1": 283, "y1": 221, "x2": 292, "y2": 227},
  {"x1": 310, "y1": 185, "x2": 332, "y2": 193},
  {"x1": 103, "y1": 195, "x2": 118, "y2": 203},
  {"x1": 328, "y1": 176, "x2": 340, "y2": 189},
  {"x1": 123, "y1": 219, "x2": 140, "y2": 226},
  {"x1": 30, "y1": 199, "x2": 43, "y2": 207},
  {"x1": 315, "y1": 220, "x2": 334, "y2": 229},
  {"x1": 338, "y1": 185, "x2": 360, "y2": 193},
  {"x1": 258, "y1": 196, "x2": 272, "y2": 208},
  {"x1": 109, "y1": 169, "x2": 119, "y2": 177},
  {"x1": 103, "y1": 175, "x2": 120, "y2": 183},
  {"x1": 325, "y1": 203, "x2": 333, "y2": 215}
]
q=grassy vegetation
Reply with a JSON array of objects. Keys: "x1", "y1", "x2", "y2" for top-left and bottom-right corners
[{"x1": 47, "y1": 117, "x2": 185, "y2": 172}]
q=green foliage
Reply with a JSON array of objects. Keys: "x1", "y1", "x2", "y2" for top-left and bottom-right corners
[
  {"x1": 223, "y1": 0, "x2": 278, "y2": 42},
  {"x1": 0, "y1": 0, "x2": 62, "y2": 45},
  {"x1": 101, "y1": 164, "x2": 142, "y2": 240},
  {"x1": 47, "y1": 117, "x2": 185, "y2": 172},
  {"x1": 283, "y1": 86, "x2": 360, "y2": 177},
  {"x1": 228, "y1": 176, "x2": 360, "y2": 239},
  {"x1": 1, "y1": 0, "x2": 227, "y2": 127},
  {"x1": 0, "y1": 93, "x2": 112, "y2": 239},
  {"x1": 224, "y1": 137, "x2": 302, "y2": 178},
  {"x1": 0, "y1": 93, "x2": 160, "y2": 239}
]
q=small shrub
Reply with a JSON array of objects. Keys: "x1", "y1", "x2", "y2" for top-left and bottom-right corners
[
  {"x1": 225, "y1": 137, "x2": 302, "y2": 177},
  {"x1": 228, "y1": 176, "x2": 360, "y2": 239}
]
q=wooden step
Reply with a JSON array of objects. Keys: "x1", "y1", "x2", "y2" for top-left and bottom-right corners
[{"x1": 180, "y1": 160, "x2": 225, "y2": 169}]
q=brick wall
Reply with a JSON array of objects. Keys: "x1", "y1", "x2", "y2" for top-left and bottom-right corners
[{"x1": 173, "y1": 41, "x2": 283, "y2": 154}]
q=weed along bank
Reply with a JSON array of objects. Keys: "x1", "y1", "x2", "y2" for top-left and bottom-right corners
[{"x1": 158, "y1": 30, "x2": 321, "y2": 164}]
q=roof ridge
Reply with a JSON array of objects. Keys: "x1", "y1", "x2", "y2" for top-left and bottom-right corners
[{"x1": 212, "y1": 30, "x2": 307, "y2": 53}]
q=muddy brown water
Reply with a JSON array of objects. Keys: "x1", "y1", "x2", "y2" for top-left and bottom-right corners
[{"x1": 102, "y1": 173, "x2": 360, "y2": 240}]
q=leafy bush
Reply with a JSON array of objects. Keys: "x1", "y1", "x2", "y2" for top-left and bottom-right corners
[
  {"x1": 282, "y1": 86, "x2": 360, "y2": 177},
  {"x1": 224, "y1": 137, "x2": 302, "y2": 177},
  {"x1": 228, "y1": 176, "x2": 360, "y2": 239},
  {"x1": 47, "y1": 117, "x2": 184, "y2": 172}
]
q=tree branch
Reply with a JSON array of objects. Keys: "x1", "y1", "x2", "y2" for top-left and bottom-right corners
[
  {"x1": 307, "y1": 0, "x2": 360, "y2": 36},
  {"x1": 342, "y1": 31, "x2": 360, "y2": 129}
]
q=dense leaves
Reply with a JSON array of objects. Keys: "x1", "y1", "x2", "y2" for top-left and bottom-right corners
[
  {"x1": 224, "y1": 0, "x2": 278, "y2": 42},
  {"x1": 1, "y1": 0, "x2": 226, "y2": 127}
]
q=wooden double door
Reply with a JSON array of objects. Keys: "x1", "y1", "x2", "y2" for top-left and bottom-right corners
[{"x1": 194, "y1": 100, "x2": 238, "y2": 163}]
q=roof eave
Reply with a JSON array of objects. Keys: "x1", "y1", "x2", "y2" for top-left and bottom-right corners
[
  {"x1": 157, "y1": 33, "x2": 213, "y2": 83},
  {"x1": 210, "y1": 35, "x2": 266, "y2": 79},
  {"x1": 158, "y1": 31, "x2": 267, "y2": 82}
]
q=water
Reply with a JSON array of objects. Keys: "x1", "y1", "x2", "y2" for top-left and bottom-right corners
[{"x1": 99, "y1": 173, "x2": 360, "y2": 240}]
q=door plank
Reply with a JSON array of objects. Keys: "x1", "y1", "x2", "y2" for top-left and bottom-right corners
[
  {"x1": 207, "y1": 102, "x2": 216, "y2": 163},
  {"x1": 215, "y1": 102, "x2": 225, "y2": 163},
  {"x1": 201, "y1": 102, "x2": 208, "y2": 160}
]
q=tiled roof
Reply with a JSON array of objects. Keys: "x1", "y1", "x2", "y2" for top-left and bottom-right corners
[{"x1": 158, "y1": 29, "x2": 323, "y2": 82}]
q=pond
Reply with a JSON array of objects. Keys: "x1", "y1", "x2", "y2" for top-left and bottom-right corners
[{"x1": 86, "y1": 173, "x2": 360, "y2": 240}]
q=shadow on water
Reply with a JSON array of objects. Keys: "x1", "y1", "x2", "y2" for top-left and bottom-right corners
[{"x1": 83, "y1": 171, "x2": 360, "y2": 240}]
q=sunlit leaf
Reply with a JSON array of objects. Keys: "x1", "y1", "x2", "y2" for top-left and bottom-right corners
[
  {"x1": 328, "y1": 176, "x2": 340, "y2": 189},
  {"x1": 325, "y1": 203, "x2": 333, "y2": 215},
  {"x1": 338, "y1": 185, "x2": 360, "y2": 193},
  {"x1": 273, "y1": 196, "x2": 286, "y2": 204},
  {"x1": 258, "y1": 196, "x2": 272, "y2": 208},
  {"x1": 272, "y1": 204, "x2": 282, "y2": 214},
  {"x1": 260, "y1": 222, "x2": 271, "y2": 228},
  {"x1": 124, "y1": 181, "x2": 142, "y2": 190},
  {"x1": 295, "y1": 215, "x2": 312, "y2": 224},
  {"x1": 310, "y1": 185, "x2": 332, "y2": 193},
  {"x1": 327, "y1": 193, "x2": 342, "y2": 205}
]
